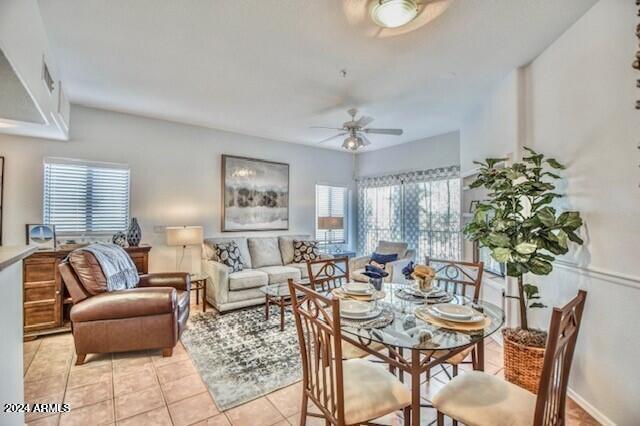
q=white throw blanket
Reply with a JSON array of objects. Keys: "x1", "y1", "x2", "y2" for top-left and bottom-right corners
[{"x1": 75, "y1": 242, "x2": 140, "y2": 291}]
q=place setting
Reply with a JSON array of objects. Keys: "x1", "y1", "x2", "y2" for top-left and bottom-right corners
[
  {"x1": 330, "y1": 283, "x2": 394, "y2": 329},
  {"x1": 395, "y1": 285, "x2": 454, "y2": 304},
  {"x1": 415, "y1": 302, "x2": 491, "y2": 331}
]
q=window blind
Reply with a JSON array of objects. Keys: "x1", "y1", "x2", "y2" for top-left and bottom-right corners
[
  {"x1": 43, "y1": 158, "x2": 130, "y2": 234},
  {"x1": 315, "y1": 184, "x2": 346, "y2": 244}
]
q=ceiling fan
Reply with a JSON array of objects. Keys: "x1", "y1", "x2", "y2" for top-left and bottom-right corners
[{"x1": 311, "y1": 108, "x2": 403, "y2": 151}]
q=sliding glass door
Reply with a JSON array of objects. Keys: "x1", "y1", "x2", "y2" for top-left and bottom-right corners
[{"x1": 357, "y1": 166, "x2": 461, "y2": 262}]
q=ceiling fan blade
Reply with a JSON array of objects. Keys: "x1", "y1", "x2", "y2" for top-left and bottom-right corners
[
  {"x1": 310, "y1": 126, "x2": 344, "y2": 130},
  {"x1": 363, "y1": 128, "x2": 403, "y2": 135},
  {"x1": 360, "y1": 134, "x2": 372, "y2": 146},
  {"x1": 317, "y1": 132, "x2": 347, "y2": 144},
  {"x1": 356, "y1": 115, "x2": 374, "y2": 128}
]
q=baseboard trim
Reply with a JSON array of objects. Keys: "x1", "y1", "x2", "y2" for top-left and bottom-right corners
[
  {"x1": 491, "y1": 336, "x2": 615, "y2": 425},
  {"x1": 567, "y1": 388, "x2": 616, "y2": 426},
  {"x1": 554, "y1": 260, "x2": 640, "y2": 291}
]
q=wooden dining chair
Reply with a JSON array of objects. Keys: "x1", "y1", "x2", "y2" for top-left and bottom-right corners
[
  {"x1": 426, "y1": 258, "x2": 484, "y2": 378},
  {"x1": 288, "y1": 280, "x2": 412, "y2": 426},
  {"x1": 433, "y1": 290, "x2": 587, "y2": 426},
  {"x1": 306, "y1": 257, "x2": 385, "y2": 360},
  {"x1": 306, "y1": 256, "x2": 350, "y2": 292}
]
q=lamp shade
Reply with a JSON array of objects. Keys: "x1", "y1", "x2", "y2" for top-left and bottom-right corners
[
  {"x1": 317, "y1": 216, "x2": 344, "y2": 230},
  {"x1": 166, "y1": 226, "x2": 203, "y2": 246}
]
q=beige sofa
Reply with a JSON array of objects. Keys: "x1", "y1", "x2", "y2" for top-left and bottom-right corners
[
  {"x1": 349, "y1": 240, "x2": 416, "y2": 284},
  {"x1": 202, "y1": 235, "x2": 328, "y2": 312}
]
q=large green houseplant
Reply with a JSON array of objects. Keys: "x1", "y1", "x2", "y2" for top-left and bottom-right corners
[{"x1": 464, "y1": 147, "x2": 584, "y2": 391}]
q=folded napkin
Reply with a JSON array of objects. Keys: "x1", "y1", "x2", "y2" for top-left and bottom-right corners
[
  {"x1": 364, "y1": 264, "x2": 389, "y2": 279},
  {"x1": 402, "y1": 261, "x2": 415, "y2": 279}
]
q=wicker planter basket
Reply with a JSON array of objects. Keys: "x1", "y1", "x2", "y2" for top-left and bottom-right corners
[{"x1": 503, "y1": 330, "x2": 546, "y2": 394}]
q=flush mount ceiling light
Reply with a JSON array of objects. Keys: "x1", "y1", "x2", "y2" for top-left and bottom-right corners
[{"x1": 370, "y1": 0, "x2": 419, "y2": 29}]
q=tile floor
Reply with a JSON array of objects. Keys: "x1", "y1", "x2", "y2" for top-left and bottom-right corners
[{"x1": 23, "y1": 297, "x2": 599, "y2": 426}]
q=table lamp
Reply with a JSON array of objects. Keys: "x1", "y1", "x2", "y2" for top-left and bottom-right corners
[
  {"x1": 317, "y1": 216, "x2": 343, "y2": 253},
  {"x1": 166, "y1": 226, "x2": 203, "y2": 272}
]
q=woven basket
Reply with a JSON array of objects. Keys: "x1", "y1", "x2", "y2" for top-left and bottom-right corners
[{"x1": 503, "y1": 330, "x2": 545, "y2": 394}]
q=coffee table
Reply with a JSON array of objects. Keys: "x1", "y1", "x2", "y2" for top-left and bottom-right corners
[{"x1": 260, "y1": 279, "x2": 309, "y2": 331}]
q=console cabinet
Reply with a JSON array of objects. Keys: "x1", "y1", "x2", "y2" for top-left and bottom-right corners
[{"x1": 22, "y1": 245, "x2": 151, "y2": 338}]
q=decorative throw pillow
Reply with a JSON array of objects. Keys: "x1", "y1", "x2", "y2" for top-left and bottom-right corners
[
  {"x1": 293, "y1": 240, "x2": 320, "y2": 263},
  {"x1": 215, "y1": 242, "x2": 244, "y2": 273},
  {"x1": 370, "y1": 252, "x2": 398, "y2": 266}
]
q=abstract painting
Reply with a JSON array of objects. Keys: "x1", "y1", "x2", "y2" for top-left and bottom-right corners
[{"x1": 222, "y1": 155, "x2": 289, "y2": 231}]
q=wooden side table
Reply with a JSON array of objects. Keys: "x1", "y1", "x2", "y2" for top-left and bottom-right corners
[{"x1": 190, "y1": 274, "x2": 208, "y2": 312}]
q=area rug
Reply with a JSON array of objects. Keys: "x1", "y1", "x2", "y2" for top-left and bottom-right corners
[{"x1": 180, "y1": 305, "x2": 302, "y2": 410}]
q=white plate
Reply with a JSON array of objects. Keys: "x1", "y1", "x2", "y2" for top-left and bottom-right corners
[
  {"x1": 340, "y1": 300, "x2": 373, "y2": 317},
  {"x1": 433, "y1": 303, "x2": 475, "y2": 319},
  {"x1": 427, "y1": 307, "x2": 485, "y2": 323},
  {"x1": 341, "y1": 305, "x2": 382, "y2": 320},
  {"x1": 343, "y1": 282, "x2": 374, "y2": 295}
]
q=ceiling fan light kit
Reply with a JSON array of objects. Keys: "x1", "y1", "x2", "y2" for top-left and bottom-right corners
[{"x1": 370, "y1": 0, "x2": 419, "y2": 29}]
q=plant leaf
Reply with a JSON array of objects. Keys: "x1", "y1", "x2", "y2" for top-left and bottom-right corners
[
  {"x1": 537, "y1": 207, "x2": 556, "y2": 227},
  {"x1": 529, "y1": 302, "x2": 547, "y2": 309},
  {"x1": 546, "y1": 158, "x2": 566, "y2": 169},
  {"x1": 515, "y1": 242, "x2": 537, "y2": 255},
  {"x1": 491, "y1": 247, "x2": 512, "y2": 263}
]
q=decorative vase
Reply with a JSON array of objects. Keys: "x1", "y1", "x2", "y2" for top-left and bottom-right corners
[
  {"x1": 112, "y1": 231, "x2": 127, "y2": 247},
  {"x1": 126, "y1": 218, "x2": 141, "y2": 247},
  {"x1": 368, "y1": 277, "x2": 383, "y2": 291}
]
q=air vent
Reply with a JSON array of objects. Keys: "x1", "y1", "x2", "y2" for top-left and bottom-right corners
[{"x1": 42, "y1": 56, "x2": 55, "y2": 94}]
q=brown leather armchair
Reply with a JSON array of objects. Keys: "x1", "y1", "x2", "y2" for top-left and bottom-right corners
[{"x1": 59, "y1": 251, "x2": 191, "y2": 365}]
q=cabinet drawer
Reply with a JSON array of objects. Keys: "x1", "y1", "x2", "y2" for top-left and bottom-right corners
[
  {"x1": 24, "y1": 303, "x2": 58, "y2": 330},
  {"x1": 129, "y1": 253, "x2": 147, "y2": 273},
  {"x1": 24, "y1": 259, "x2": 57, "y2": 282},
  {"x1": 24, "y1": 281, "x2": 58, "y2": 303}
]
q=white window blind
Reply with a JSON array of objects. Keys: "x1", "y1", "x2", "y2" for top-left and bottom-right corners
[
  {"x1": 43, "y1": 158, "x2": 130, "y2": 234},
  {"x1": 315, "y1": 184, "x2": 347, "y2": 244}
]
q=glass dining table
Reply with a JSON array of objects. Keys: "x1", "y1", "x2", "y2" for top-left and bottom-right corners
[{"x1": 328, "y1": 282, "x2": 505, "y2": 426}]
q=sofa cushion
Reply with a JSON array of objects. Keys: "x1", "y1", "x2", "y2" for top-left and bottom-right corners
[
  {"x1": 214, "y1": 241, "x2": 244, "y2": 273},
  {"x1": 203, "y1": 237, "x2": 252, "y2": 269},
  {"x1": 278, "y1": 234, "x2": 311, "y2": 265},
  {"x1": 375, "y1": 241, "x2": 408, "y2": 259},
  {"x1": 286, "y1": 263, "x2": 309, "y2": 279},
  {"x1": 228, "y1": 269, "x2": 268, "y2": 291},
  {"x1": 248, "y1": 237, "x2": 283, "y2": 268},
  {"x1": 370, "y1": 252, "x2": 398, "y2": 265},
  {"x1": 257, "y1": 266, "x2": 301, "y2": 284},
  {"x1": 293, "y1": 240, "x2": 320, "y2": 263}
]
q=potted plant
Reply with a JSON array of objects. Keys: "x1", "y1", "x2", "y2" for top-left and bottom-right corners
[{"x1": 463, "y1": 147, "x2": 584, "y2": 393}]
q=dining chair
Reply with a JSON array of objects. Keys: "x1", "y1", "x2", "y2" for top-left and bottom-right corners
[
  {"x1": 426, "y1": 258, "x2": 484, "y2": 379},
  {"x1": 306, "y1": 257, "x2": 385, "y2": 359},
  {"x1": 433, "y1": 290, "x2": 587, "y2": 426},
  {"x1": 288, "y1": 280, "x2": 412, "y2": 426}
]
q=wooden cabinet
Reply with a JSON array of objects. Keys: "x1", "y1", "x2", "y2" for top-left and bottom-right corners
[{"x1": 22, "y1": 245, "x2": 151, "y2": 338}]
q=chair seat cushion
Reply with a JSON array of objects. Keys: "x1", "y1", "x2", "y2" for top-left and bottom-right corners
[
  {"x1": 432, "y1": 346, "x2": 474, "y2": 365},
  {"x1": 324, "y1": 358, "x2": 411, "y2": 425},
  {"x1": 228, "y1": 269, "x2": 269, "y2": 291},
  {"x1": 257, "y1": 266, "x2": 301, "y2": 284},
  {"x1": 432, "y1": 371, "x2": 536, "y2": 426},
  {"x1": 341, "y1": 340, "x2": 386, "y2": 360}
]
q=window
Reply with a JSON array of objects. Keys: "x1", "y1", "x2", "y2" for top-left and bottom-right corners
[
  {"x1": 315, "y1": 184, "x2": 347, "y2": 245},
  {"x1": 43, "y1": 157, "x2": 130, "y2": 235},
  {"x1": 357, "y1": 167, "x2": 461, "y2": 261}
]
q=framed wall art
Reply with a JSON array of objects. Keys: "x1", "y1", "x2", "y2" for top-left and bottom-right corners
[{"x1": 221, "y1": 155, "x2": 289, "y2": 232}]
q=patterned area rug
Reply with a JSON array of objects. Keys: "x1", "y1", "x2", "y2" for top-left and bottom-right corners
[{"x1": 181, "y1": 306, "x2": 301, "y2": 411}]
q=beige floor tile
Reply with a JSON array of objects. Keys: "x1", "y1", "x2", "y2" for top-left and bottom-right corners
[
  {"x1": 24, "y1": 350, "x2": 37, "y2": 375},
  {"x1": 113, "y1": 355, "x2": 153, "y2": 375},
  {"x1": 192, "y1": 413, "x2": 232, "y2": 426},
  {"x1": 266, "y1": 382, "x2": 303, "y2": 418},
  {"x1": 25, "y1": 400, "x2": 64, "y2": 424},
  {"x1": 112, "y1": 349, "x2": 150, "y2": 360},
  {"x1": 270, "y1": 421, "x2": 290, "y2": 426},
  {"x1": 24, "y1": 374, "x2": 67, "y2": 401},
  {"x1": 168, "y1": 392, "x2": 220, "y2": 426},
  {"x1": 155, "y1": 359, "x2": 197, "y2": 384},
  {"x1": 64, "y1": 378, "x2": 113, "y2": 409},
  {"x1": 113, "y1": 365, "x2": 158, "y2": 395},
  {"x1": 24, "y1": 339, "x2": 42, "y2": 354},
  {"x1": 72, "y1": 352, "x2": 113, "y2": 367},
  {"x1": 117, "y1": 405, "x2": 173, "y2": 426},
  {"x1": 59, "y1": 399, "x2": 114, "y2": 426},
  {"x1": 67, "y1": 363, "x2": 112, "y2": 389},
  {"x1": 114, "y1": 384, "x2": 164, "y2": 421},
  {"x1": 27, "y1": 413, "x2": 59, "y2": 425},
  {"x1": 286, "y1": 412, "x2": 326, "y2": 426},
  {"x1": 151, "y1": 352, "x2": 190, "y2": 368},
  {"x1": 25, "y1": 358, "x2": 71, "y2": 382},
  {"x1": 160, "y1": 373, "x2": 207, "y2": 405},
  {"x1": 225, "y1": 397, "x2": 283, "y2": 426}
]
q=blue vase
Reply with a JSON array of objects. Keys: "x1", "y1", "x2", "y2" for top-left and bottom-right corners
[{"x1": 126, "y1": 218, "x2": 141, "y2": 247}]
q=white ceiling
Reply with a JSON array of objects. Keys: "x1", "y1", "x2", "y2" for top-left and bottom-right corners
[{"x1": 37, "y1": 0, "x2": 597, "y2": 151}]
